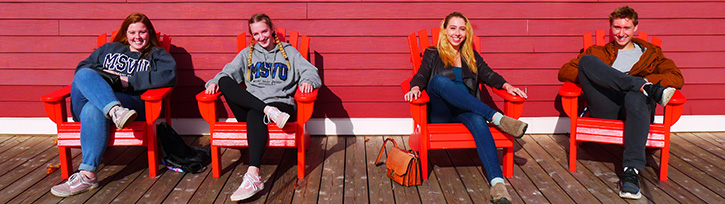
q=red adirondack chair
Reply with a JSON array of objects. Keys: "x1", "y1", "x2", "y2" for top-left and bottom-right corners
[
  {"x1": 196, "y1": 28, "x2": 317, "y2": 179},
  {"x1": 41, "y1": 31, "x2": 173, "y2": 179},
  {"x1": 401, "y1": 28, "x2": 525, "y2": 180},
  {"x1": 559, "y1": 30, "x2": 686, "y2": 181}
]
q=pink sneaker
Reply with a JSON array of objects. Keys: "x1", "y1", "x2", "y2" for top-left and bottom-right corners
[
  {"x1": 110, "y1": 106, "x2": 137, "y2": 129},
  {"x1": 264, "y1": 106, "x2": 290, "y2": 129},
  {"x1": 230, "y1": 173, "x2": 264, "y2": 201},
  {"x1": 50, "y1": 172, "x2": 98, "y2": 197}
]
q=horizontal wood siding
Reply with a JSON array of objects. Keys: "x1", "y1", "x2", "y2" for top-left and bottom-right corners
[{"x1": 0, "y1": 1, "x2": 723, "y2": 118}]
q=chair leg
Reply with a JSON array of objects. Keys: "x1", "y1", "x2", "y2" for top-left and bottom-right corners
[
  {"x1": 569, "y1": 133, "x2": 577, "y2": 172},
  {"x1": 659, "y1": 147, "x2": 669, "y2": 181},
  {"x1": 298, "y1": 144, "x2": 305, "y2": 179},
  {"x1": 148, "y1": 125, "x2": 158, "y2": 177},
  {"x1": 503, "y1": 146, "x2": 513, "y2": 178},
  {"x1": 212, "y1": 145, "x2": 221, "y2": 178},
  {"x1": 59, "y1": 146, "x2": 73, "y2": 179},
  {"x1": 421, "y1": 148, "x2": 429, "y2": 180}
]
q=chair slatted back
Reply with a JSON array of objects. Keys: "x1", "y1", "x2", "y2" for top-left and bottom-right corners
[
  {"x1": 237, "y1": 28, "x2": 310, "y2": 61},
  {"x1": 408, "y1": 28, "x2": 481, "y2": 74}
]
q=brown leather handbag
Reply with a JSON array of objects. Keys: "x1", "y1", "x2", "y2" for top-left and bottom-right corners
[{"x1": 375, "y1": 138, "x2": 422, "y2": 186}]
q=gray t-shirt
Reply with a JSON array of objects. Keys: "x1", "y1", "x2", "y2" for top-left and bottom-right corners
[{"x1": 612, "y1": 43, "x2": 644, "y2": 73}]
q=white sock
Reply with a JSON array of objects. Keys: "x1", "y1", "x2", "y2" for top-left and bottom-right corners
[
  {"x1": 490, "y1": 177, "x2": 505, "y2": 186},
  {"x1": 492, "y1": 112, "x2": 504, "y2": 126}
]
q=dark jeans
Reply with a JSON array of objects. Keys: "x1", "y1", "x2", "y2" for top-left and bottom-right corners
[
  {"x1": 578, "y1": 55, "x2": 655, "y2": 170},
  {"x1": 426, "y1": 75, "x2": 502, "y2": 181},
  {"x1": 218, "y1": 77, "x2": 295, "y2": 167}
]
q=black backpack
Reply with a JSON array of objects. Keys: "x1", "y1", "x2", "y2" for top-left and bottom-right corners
[{"x1": 156, "y1": 122, "x2": 210, "y2": 173}]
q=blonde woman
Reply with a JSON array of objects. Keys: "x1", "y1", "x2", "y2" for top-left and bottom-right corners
[
  {"x1": 204, "y1": 13, "x2": 321, "y2": 201},
  {"x1": 404, "y1": 12, "x2": 527, "y2": 204}
]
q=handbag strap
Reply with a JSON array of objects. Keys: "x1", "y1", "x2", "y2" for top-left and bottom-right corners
[{"x1": 374, "y1": 138, "x2": 399, "y2": 166}]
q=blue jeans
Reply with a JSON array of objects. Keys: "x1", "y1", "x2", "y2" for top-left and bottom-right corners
[
  {"x1": 70, "y1": 68, "x2": 144, "y2": 172},
  {"x1": 426, "y1": 75, "x2": 503, "y2": 181}
]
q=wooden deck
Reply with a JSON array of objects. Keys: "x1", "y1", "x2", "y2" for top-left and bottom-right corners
[{"x1": 0, "y1": 132, "x2": 724, "y2": 203}]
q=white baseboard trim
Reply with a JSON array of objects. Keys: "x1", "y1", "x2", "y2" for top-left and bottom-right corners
[{"x1": 2, "y1": 115, "x2": 723, "y2": 135}]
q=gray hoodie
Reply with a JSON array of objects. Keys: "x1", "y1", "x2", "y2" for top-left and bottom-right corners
[{"x1": 206, "y1": 42, "x2": 321, "y2": 106}]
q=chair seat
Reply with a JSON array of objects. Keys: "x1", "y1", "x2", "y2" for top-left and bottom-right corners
[
  {"x1": 574, "y1": 117, "x2": 666, "y2": 148},
  {"x1": 426, "y1": 123, "x2": 514, "y2": 149},
  {"x1": 57, "y1": 122, "x2": 146, "y2": 146},
  {"x1": 211, "y1": 122, "x2": 299, "y2": 147}
]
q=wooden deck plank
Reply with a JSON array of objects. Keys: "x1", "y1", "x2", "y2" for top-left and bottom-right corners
[
  {"x1": 363, "y1": 136, "x2": 396, "y2": 203},
  {"x1": 520, "y1": 135, "x2": 601, "y2": 203},
  {"x1": 0, "y1": 136, "x2": 50, "y2": 178},
  {"x1": 317, "y1": 136, "x2": 345, "y2": 203},
  {"x1": 0, "y1": 143, "x2": 74, "y2": 203},
  {"x1": 343, "y1": 136, "x2": 369, "y2": 203},
  {"x1": 239, "y1": 146, "x2": 286, "y2": 204},
  {"x1": 388, "y1": 136, "x2": 423, "y2": 203},
  {"x1": 463, "y1": 148, "x2": 527, "y2": 203},
  {"x1": 428, "y1": 148, "x2": 473, "y2": 203},
  {"x1": 292, "y1": 136, "x2": 326, "y2": 204},
  {"x1": 111, "y1": 136, "x2": 201, "y2": 203},
  {"x1": 17, "y1": 147, "x2": 84, "y2": 204},
  {"x1": 213, "y1": 147, "x2": 246, "y2": 204},
  {"x1": 535, "y1": 134, "x2": 627, "y2": 204},
  {"x1": 184, "y1": 138, "x2": 232, "y2": 204},
  {"x1": 0, "y1": 136, "x2": 54, "y2": 188},
  {"x1": 264, "y1": 147, "x2": 299, "y2": 203},
  {"x1": 514, "y1": 139, "x2": 576, "y2": 203},
  {"x1": 85, "y1": 147, "x2": 148, "y2": 203},
  {"x1": 593, "y1": 143, "x2": 697, "y2": 203},
  {"x1": 57, "y1": 146, "x2": 137, "y2": 203},
  {"x1": 447, "y1": 149, "x2": 491, "y2": 203},
  {"x1": 0, "y1": 134, "x2": 722, "y2": 203}
]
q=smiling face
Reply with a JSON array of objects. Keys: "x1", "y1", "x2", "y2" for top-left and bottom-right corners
[
  {"x1": 249, "y1": 20, "x2": 275, "y2": 51},
  {"x1": 610, "y1": 17, "x2": 638, "y2": 48},
  {"x1": 445, "y1": 16, "x2": 467, "y2": 51},
  {"x1": 126, "y1": 22, "x2": 149, "y2": 52}
]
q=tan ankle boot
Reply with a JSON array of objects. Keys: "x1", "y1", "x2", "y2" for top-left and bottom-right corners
[
  {"x1": 497, "y1": 115, "x2": 528, "y2": 138},
  {"x1": 490, "y1": 182, "x2": 512, "y2": 204}
]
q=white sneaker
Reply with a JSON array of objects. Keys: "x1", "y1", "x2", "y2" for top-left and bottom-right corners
[
  {"x1": 230, "y1": 173, "x2": 264, "y2": 201},
  {"x1": 264, "y1": 106, "x2": 290, "y2": 129}
]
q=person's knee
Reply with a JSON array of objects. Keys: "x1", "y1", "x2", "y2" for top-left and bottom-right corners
[
  {"x1": 578, "y1": 55, "x2": 601, "y2": 71},
  {"x1": 73, "y1": 68, "x2": 97, "y2": 81}
]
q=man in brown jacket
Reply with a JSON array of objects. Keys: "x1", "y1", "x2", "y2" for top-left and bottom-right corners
[{"x1": 558, "y1": 6, "x2": 684, "y2": 200}]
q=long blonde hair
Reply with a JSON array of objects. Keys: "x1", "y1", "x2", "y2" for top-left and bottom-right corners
[
  {"x1": 436, "y1": 12, "x2": 477, "y2": 73},
  {"x1": 246, "y1": 13, "x2": 291, "y2": 81}
]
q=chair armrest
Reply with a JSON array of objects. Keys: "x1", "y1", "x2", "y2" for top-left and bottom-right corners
[
  {"x1": 196, "y1": 91, "x2": 222, "y2": 125},
  {"x1": 664, "y1": 90, "x2": 687, "y2": 125},
  {"x1": 41, "y1": 86, "x2": 71, "y2": 103},
  {"x1": 141, "y1": 87, "x2": 174, "y2": 124},
  {"x1": 141, "y1": 87, "x2": 173, "y2": 102},
  {"x1": 559, "y1": 82, "x2": 582, "y2": 118},
  {"x1": 400, "y1": 77, "x2": 429, "y2": 105},
  {"x1": 294, "y1": 88, "x2": 318, "y2": 102},
  {"x1": 295, "y1": 88, "x2": 318, "y2": 124},
  {"x1": 41, "y1": 86, "x2": 72, "y2": 125},
  {"x1": 491, "y1": 88, "x2": 526, "y2": 119},
  {"x1": 558, "y1": 82, "x2": 582, "y2": 98}
]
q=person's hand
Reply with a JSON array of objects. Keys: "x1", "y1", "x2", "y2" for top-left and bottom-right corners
[
  {"x1": 299, "y1": 82, "x2": 313, "y2": 93},
  {"x1": 102, "y1": 69, "x2": 128, "y2": 87},
  {"x1": 205, "y1": 83, "x2": 219, "y2": 94},
  {"x1": 502, "y1": 83, "x2": 527, "y2": 99},
  {"x1": 404, "y1": 86, "x2": 422, "y2": 102}
]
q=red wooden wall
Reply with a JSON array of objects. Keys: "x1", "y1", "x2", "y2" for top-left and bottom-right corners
[{"x1": 1, "y1": 1, "x2": 724, "y2": 119}]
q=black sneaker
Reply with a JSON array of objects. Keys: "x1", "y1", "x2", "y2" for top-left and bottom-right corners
[
  {"x1": 643, "y1": 83, "x2": 675, "y2": 106},
  {"x1": 618, "y1": 167, "x2": 642, "y2": 199}
]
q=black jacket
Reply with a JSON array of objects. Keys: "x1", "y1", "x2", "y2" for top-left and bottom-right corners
[{"x1": 410, "y1": 48, "x2": 507, "y2": 100}]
